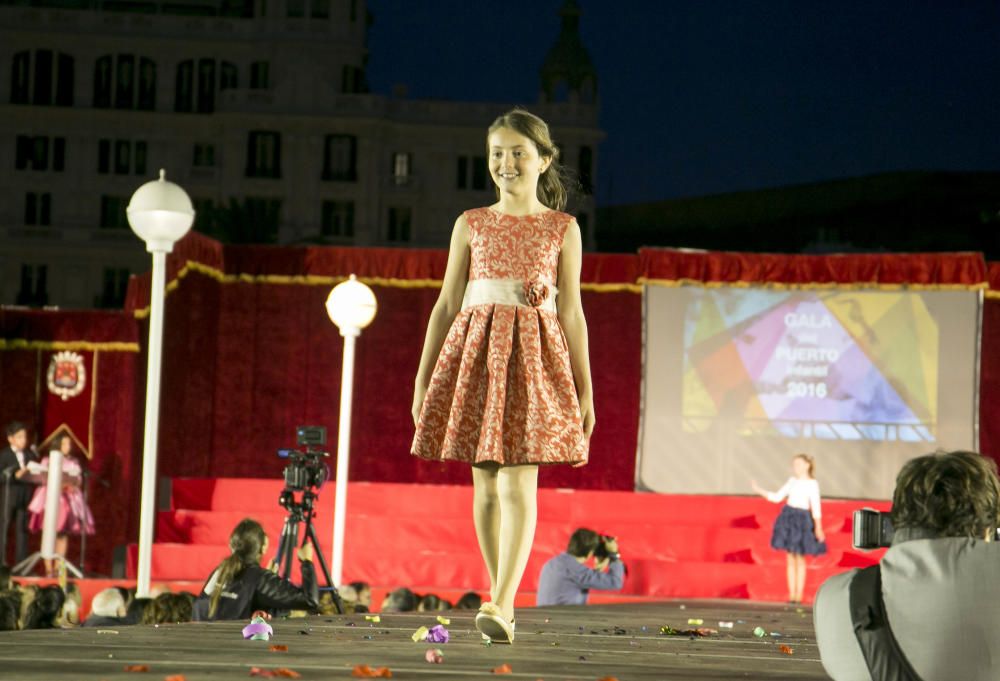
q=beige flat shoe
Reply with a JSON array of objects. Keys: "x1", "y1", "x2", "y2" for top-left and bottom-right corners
[
  {"x1": 481, "y1": 617, "x2": 515, "y2": 641},
  {"x1": 475, "y1": 603, "x2": 514, "y2": 644}
]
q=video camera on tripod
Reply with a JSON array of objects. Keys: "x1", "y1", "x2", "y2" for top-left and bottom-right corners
[
  {"x1": 272, "y1": 425, "x2": 343, "y2": 613},
  {"x1": 277, "y1": 425, "x2": 330, "y2": 493}
]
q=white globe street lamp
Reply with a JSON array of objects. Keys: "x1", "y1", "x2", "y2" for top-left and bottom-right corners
[
  {"x1": 127, "y1": 169, "x2": 194, "y2": 597},
  {"x1": 325, "y1": 275, "x2": 377, "y2": 588}
]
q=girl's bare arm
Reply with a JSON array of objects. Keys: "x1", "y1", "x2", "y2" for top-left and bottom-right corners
[
  {"x1": 557, "y1": 219, "x2": 595, "y2": 438},
  {"x1": 412, "y1": 215, "x2": 471, "y2": 424}
]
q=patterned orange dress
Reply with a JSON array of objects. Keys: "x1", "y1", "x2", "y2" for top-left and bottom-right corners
[{"x1": 411, "y1": 206, "x2": 588, "y2": 466}]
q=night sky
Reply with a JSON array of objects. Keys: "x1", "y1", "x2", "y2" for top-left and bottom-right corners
[{"x1": 366, "y1": 1, "x2": 1000, "y2": 207}]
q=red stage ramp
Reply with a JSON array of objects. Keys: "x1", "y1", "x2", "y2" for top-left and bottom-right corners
[{"x1": 127, "y1": 479, "x2": 888, "y2": 604}]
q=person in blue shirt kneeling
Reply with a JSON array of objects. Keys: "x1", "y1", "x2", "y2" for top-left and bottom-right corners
[{"x1": 536, "y1": 528, "x2": 625, "y2": 606}]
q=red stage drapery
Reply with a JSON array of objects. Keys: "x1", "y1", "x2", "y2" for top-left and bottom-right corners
[
  {"x1": 981, "y1": 262, "x2": 1000, "y2": 464},
  {"x1": 639, "y1": 247, "x2": 988, "y2": 288},
  {"x1": 0, "y1": 309, "x2": 140, "y2": 573},
  {"x1": 4, "y1": 235, "x2": 998, "y2": 576}
]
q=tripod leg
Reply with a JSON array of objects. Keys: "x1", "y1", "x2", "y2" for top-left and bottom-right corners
[
  {"x1": 272, "y1": 518, "x2": 291, "y2": 577},
  {"x1": 305, "y1": 521, "x2": 343, "y2": 614},
  {"x1": 304, "y1": 522, "x2": 333, "y2": 588},
  {"x1": 282, "y1": 520, "x2": 299, "y2": 582}
]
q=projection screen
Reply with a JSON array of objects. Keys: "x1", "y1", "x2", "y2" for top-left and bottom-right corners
[{"x1": 636, "y1": 286, "x2": 981, "y2": 499}]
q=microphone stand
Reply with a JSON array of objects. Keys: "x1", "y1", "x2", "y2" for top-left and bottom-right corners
[{"x1": 1, "y1": 468, "x2": 12, "y2": 563}]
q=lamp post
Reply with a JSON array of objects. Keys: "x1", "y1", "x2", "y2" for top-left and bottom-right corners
[
  {"x1": 325, "y1": 275, "x2": 377, "y2": 587},
  {"x1": 127, "y1": 169, "x2": 194, "y2": 597}
]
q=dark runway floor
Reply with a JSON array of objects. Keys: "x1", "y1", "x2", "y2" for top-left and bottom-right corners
[{"x1": 0, "y1": 600, "x2": 829, "y2": 680}]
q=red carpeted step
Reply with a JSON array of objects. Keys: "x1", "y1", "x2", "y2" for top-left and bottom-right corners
[
  {"x1": 156, "y1": 508, "x2": 870, "y2": 570},
  {"x1": 169, "y1": 478, "x2": 886, "y2": 523},
  {"x1": 149, "y1": 479, "x2": 890, "y2": 603},
  {"x1": 125, "y1": 540, "x2": 868, "y2": 604}
]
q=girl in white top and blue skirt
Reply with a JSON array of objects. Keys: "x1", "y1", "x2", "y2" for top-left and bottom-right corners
[{"x1": 752, "y1": 454, "x2": 826, "y2": 604}]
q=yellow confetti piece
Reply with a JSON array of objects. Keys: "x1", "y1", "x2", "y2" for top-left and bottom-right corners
[
  {"x1": 365, "y1": 615, "x2": 381, "y2": 623},
  {"x1": 687, "y1": 618, "x2": 704, "y2": 625},
  {"x1": 411, "y1": 626, "x2": 429, "y2": 642},
  {"x1": 436, "y1": 616, "x2": 451, "y2": 625}
]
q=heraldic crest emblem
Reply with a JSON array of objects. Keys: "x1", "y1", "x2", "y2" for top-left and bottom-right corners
[{"x1": 47, "y1": 351, "x2": 87, "y2": 401}]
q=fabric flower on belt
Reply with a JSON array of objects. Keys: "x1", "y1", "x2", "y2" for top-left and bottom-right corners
[{"x1": 522, "y1": 279, "x2": 549, "y2": 307}]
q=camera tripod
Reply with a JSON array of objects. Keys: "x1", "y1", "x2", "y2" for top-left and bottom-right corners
[{"x1": 272, "y1": 486, "x2": 344, "y2": 614}]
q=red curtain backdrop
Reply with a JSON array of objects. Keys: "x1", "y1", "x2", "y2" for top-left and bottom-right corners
[
  {"x1": 639, "y1": 248, "x2": 988, "y2": 287},
  {"x1": 0, "y1": 309, "x2": 140, "y2": 574},
  {"x1": 981, "y1": 262, "x2": 1000, "y2": 465}
]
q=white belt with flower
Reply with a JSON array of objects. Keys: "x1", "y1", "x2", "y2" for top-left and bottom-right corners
[{"x1": 461, "y1": 278, "x2": 558, "y2": 313}]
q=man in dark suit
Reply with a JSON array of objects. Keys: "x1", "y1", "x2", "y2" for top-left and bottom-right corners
[{"x1": 1, "y1": 421, "x2": 38, "y2": 564}]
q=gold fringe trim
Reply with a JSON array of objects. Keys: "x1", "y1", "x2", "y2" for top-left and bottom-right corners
[
  {"x1": 38, "y1": 423, "x2": 91, "y2": 461},
  {"x1": 132, "y1": 259, "x2": 642, "y2": 318},
  {"x1": 130, "y1": 256, "x2": 990, "y2": 318},
  {"x1": 986, "y1": 290, "x2": 1000, "y2": 300},
  {"x1": 639, "y1": 277, "x2": 990, "y2": 292},
  {"x1": 582, "y1": 282, "x2": 643, "y2": 293},
  {"x1": 88, "y1": 351, "x2": 98, "y2": 459},
  {"x1": 0, "y1": 340, "x2": 139, "y2": 352}
]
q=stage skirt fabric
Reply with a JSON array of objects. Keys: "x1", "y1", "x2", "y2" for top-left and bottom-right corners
[{"x1": 770, "y1": 505, "x2": 826, "y2": 556}]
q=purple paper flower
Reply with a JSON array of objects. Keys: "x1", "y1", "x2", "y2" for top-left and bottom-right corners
[
  {"x1": 242, "y1": 619, "x2": 273, "y2": 640},
  {"x1": 425, "y1": 624, "x2": 450, "y2": 643}
]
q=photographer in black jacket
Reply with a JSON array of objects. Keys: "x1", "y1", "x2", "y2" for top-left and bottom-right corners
[{"x1": 193, "y1": 518, "x2": 318, "y2": 620}]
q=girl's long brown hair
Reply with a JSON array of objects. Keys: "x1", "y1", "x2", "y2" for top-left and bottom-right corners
[
  {"x1": 208, "y1": 518, "x2": 267, "y2": 618},
  {"x1": 488, "y1": 108, "x2": 570, "y2": 211}
]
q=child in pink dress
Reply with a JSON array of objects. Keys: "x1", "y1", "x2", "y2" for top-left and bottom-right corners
[
  {"x1": 27, "y1": 433, "x2": 95, "y2": 576},
  {"x1": 411, "y1": 109, "x2": 595, "y2": 643}
]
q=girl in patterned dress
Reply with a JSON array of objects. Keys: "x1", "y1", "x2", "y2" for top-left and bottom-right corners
[
  {"x1": 411, "y1": 109, "x2": 595, "y2": 643},
  {"x1": 751, "y1": 454, "x2": 827, "y2": 603}
]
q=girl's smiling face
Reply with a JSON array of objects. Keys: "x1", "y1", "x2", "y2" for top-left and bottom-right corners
[{"x1": 488, "y1": 127, "x2": 551, "y2": 198}]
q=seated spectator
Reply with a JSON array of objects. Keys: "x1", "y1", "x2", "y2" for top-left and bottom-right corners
[
  {"x1": 58, "y1": 582, "x2": 81, "y2": 626},
  {"x1": 114, "y1": 586, "x2": 132, "y2": 609},
  {"x1": 348, "y1": 581, "x2": 371, "y2": 611},
  {"x1": 17, "y1": 584, "x2": 38, "y2": 626},
  {"x1": 124, "y1": 597, "x2": 152, "y2": 625},
  {"x1": 143, "y1": 592, "x2": 194, "y2": 625},
  {"x1": 192, "y1": 518, "x2": 318, "y2": 621},
  {"x1": 83, "y1": 588, "x2": 127, "y2": 627},
  {"x1": 815, "y1": 450, "x2": 1000, "y2": 681},
  {"x1": 380, "y1": 587, "x2": 418, "y2": 612},
  {"x1": 0, "y1": 590, "x2": 20, "y2": 631},
  {"x1": 22, "y1": 585, "x2": 65, "y2": 629},
  {"x1": 329, "y1": 584, "x2": 364, "y2": 614},
  {"x1": 455, "y1": 591, "x2": 483, "y2": 610},
  {"x1": 418, "y1": 593, "x2": 452, "y2": 612},
  {"x1": 317, "y1": 590, "x2": 344, "y2": 615},
  {"x1": 536, "y1": 528, "x2": 625, "y2": 606}
]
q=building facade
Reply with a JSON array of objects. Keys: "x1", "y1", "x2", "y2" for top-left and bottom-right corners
[{"x1": 0, "y1": 0, "x2": 602, "y2": 308}]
